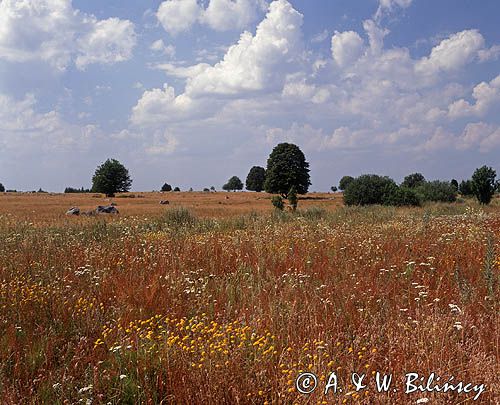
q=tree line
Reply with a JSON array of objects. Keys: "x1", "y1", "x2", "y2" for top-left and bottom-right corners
[{"x1": 1, "y1": 144, "x2": 498, "y2": 207}]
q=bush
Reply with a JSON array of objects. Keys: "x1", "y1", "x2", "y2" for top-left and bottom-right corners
[
  {"x1": 271, "y1": 196, "x2": 284, "y2": 210},
  {"x1": 174, "y1": 187, "x2": 181, "y2": 192},
  {"x1": 288, "y1": 186, "x2": 298, "y2": 211},
  {"x1": 330, "y1": 186, "x2": 338, "y2": 192},
  {"x1": 384, "y1": 187, "x2": 421, "y2": 207},
  {"x1": 415, "y1": 181, "x2": 457, "y2": 203},
  {"x1": 343, "y1": 175, "x2": 399, "y2": 206},
  {"x1": 0, "y1": 183, "x2": 4, "y2": 192}
]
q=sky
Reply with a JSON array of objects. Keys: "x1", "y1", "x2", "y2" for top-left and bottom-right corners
[{"x1": 0, "y1": 0, "x2": 499, "y2": 192}]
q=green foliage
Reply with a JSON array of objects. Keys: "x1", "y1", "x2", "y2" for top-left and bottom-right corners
[
  {"x1": 459, "y1": 179, "x2": 474, "y2": 196},
  {"x1": 91, "y1": 159, "x2": 132, "y2": 197},
  {"x1": 223, "y1": 176, "x2": 243, "y2": 192},
  {"x1": 384, "y1": 186, "x2": 421, "y2": 207},
  {"x1": 343, "y1": 175, "x2": 399, "y2": 206},
  {"x1": 245, "y1": 166, "x2": 266, "y2": 192},
  {"x1": 264, "y1": 143, "x2": 310, "y2": 197},
  {"x1": 288, "y1": 186, "x2": 298, "y2": 211},
  {"x1": 471, "y1": 166, "x2": 496, "y2": 205},
  {"x1": 271, "y1": 196, "x2": 284, "y2": 210},
  {"x1": 401, "y1": 173, "x2": 426, "y2": 189},
  {"x1": 64, "y1": 187, "x2": 91, "y2": 193},
  {"x1": 0, "y1": 183, "x2": 4, "y2": 192},
  {"x1": 450, "y1": 179, "x2": 459, "y2": 192},
  {"x1": 161, "y1": 183, "x2": 172, "y2": 192},
  {"x1": 415, "y1": 180, "x2": 457, "y2": 203},
  {"x1": 338, "y1": 176, "x2": 354, "y2": 191}
]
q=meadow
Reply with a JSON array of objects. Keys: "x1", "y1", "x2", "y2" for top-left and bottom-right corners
[{"x1": 0, "y1": 192, "x2": 498, "y2": 404}]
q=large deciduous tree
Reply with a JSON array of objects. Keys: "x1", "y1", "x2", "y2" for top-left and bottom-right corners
[
  {"x1": 264, "y1": 143, "x2": 310, "y2": 198},
  {"x1": 91, "y1": 159, "x2": 132, "y2": 197}
]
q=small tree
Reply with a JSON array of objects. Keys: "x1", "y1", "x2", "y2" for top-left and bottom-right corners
[
  {"x1": 203, "y1": 188, "x2": 210, "y2": 192},
  {"x1": 92, "y1": 159, "x2": 132, "y2": 197},
  {"x1": 264, "y1": 143, "x2": 310, "y2": 197},
  {"x1": 0, "y1": 183, "x2": 4, "y2": 192},
  {"x1": 223, "y1": 176, "x2": 243, "y2": 192},
  {"x1": 174, "y1": 187, "x2": 181, "y2": 192},
  {"x1": 161, "y1": 183, "x2": 172, "y2": 192},
  {"x1": 471, "y1": 166, "x2": 496, "y2": 205},
  {"x1": 459, "y1": 179, "x2": 474, "y2": 196},
  {"x1": 338, "y1": 176, "x2": 354, "y2": 191},
  {"x1": 450, "y1": 179, "x2": 459, "y2": 192},
  {"x1": 245, "y1": 166, "x2": 266, "y2": 192},
  {"x1": 210, "y1": 186, "x2": 216, "y2": 192},
  {"x1": 401, "y1": 173, "x2": 426, "y2": 189},
  {"x1": 288, "y1": 186, "x2": 298, "y2": 211},
  {"x1": 271, "y1": 196, "x2": 284, "y2": 210},
  {"x1": 330, "y1": 186, "x2": 338, "y2": 192}
]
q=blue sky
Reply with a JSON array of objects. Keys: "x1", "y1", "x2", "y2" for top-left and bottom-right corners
[{"x1": 0, "y1": 0, "x2": 499, "y2": 192}]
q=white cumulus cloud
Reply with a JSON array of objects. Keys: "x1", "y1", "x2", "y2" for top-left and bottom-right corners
[{"x1": 0, "y1": 0, "x2": 136, "y2": 71}]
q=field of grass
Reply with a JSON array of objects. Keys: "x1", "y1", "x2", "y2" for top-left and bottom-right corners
[{"x1": 0, "y1": 192, "x2": 498, "y2": 404}]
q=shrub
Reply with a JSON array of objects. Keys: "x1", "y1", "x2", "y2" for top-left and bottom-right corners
[
  {"x1": 161, "y1": 183, "x2": 172, "y2": 192},
  {"x1": 0, "y1": 183, "x2": 4, "y2": 192},
  {"x1": 415, "y1": 181, "x2": 457, "y2": 203},
  {"x1": 343, "y1": 175, "x2": 399, "y2": 206},
  {"x1": 174, "y1": 187, "x2": 181, "y2": 192},
  {"x1": 288, "y1": 186, "x2": 298, "y2": 211},
  {"x1": 330, "y1": 186, "x2": 338, "y2": 192},
  {"x1": 384, "y1": 187, "x2": 421, "y2": 207},
  {"x1": 450, "y1": 179, "x2": 459, "y2": 192},
  {"x1": 271, "y1": 196, "x2": 284, "y2": 210}
]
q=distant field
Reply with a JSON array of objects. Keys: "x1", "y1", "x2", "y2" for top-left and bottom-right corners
[
  {"x1": 0, "y1": 193, "x2": 498, "y2": 403},
  {"x1": 0, "y1": 191, "x2": 342, "y2": 223}
]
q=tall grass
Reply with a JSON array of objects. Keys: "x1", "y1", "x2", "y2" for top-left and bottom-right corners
[{"x1": 0, "y1": 204, "x2": 498, "y2": 403}]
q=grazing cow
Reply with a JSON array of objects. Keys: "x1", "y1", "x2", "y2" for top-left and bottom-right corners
[{"x1": 159, "y1": 200, "x2": 170, "y2": 205}]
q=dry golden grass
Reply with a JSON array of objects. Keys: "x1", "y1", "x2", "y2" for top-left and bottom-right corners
[
  {"x1": 0, "y1": 191, "x2": 342, "y2": 223},
  {"x1": 0, "y1": 193, "x2": 498, "y2": 404}
]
